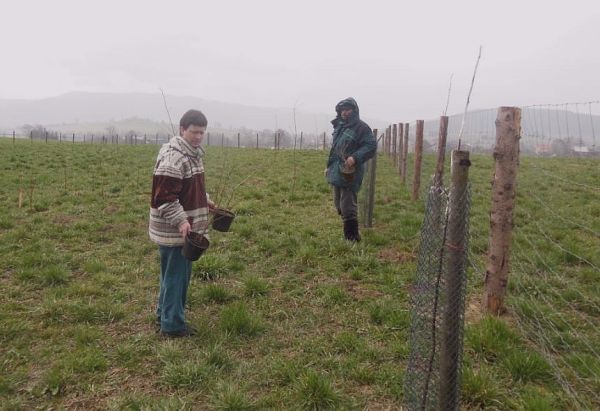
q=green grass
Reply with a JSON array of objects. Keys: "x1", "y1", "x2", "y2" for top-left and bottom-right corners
[{"x1": 0, "y1": 138, "x2": 598, "y2": 409}]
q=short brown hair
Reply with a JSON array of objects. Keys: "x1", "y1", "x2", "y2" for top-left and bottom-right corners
[{"x1": 180, "y1": 109, "x2": 207, "y2": 130}]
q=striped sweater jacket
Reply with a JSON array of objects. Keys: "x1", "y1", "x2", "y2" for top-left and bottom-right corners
[{"x1": 149, "y1": 136, "x2": 209, "y2": 247}]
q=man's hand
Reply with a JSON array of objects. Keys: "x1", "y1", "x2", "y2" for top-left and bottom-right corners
[
  {"x1": 323, "y1": 168, "x2": 329, "y2": 177},
  {"x1": 345, "y1": 156, "x2": 356, "y2": 168},
  {"x1": 178, "y1": 220, "x2": 191, "y2": 239},
  {"x1": 207, "y1": 199, "x2": 216, "y2": 211}
]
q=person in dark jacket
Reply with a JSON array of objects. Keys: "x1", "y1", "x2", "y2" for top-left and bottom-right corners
[{"x1": 325, "y1": 97, "x2": 377, "y2": 242}]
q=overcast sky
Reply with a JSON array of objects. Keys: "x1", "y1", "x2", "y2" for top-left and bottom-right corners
[{"x1": 2, "y1": 0, "x2": 599, "y2": 121}]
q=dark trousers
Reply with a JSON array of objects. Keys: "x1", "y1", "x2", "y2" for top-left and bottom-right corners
[
  {"x1": 333, "y1": 186, "x2": 358, "y2": 221},
  {"x1": 156, "y1": 246, "x2": 192, "y2": 332}
]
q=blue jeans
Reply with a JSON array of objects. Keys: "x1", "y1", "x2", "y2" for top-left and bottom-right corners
[{"x1": 156, "y1": 246, "x2": 192, "y2": 332}]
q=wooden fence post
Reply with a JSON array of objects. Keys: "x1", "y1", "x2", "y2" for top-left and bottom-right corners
[
  {"x1": 386, "y1": 126, "x2": 391, "y2": 156},
  {"x1": 434, "y1": 116, "x2": 449, "y2": 186},
  {"x1": 438, "y1": 149, "x2": 471, "y2": 410},
  {"x1": 401, "y1": 123, "x2": 409, "y2": 184},
  {"x1": 45, "y1": 131, "x2": 48, "y2": 143},
  {"x1": 392, "y1": 124, "x2": 398, "y2": 167},
  {"x1": 300, "y1": 131, "x2": 303, "y2": 149},
  {"x1": 237, "y1": 132, "x2": 240, "y2": 148},
  {"x1": 13, "y1": 130, "x2": 15, "y2": 144},
  {"x1": 256, "y1": 133, "x2": 259, "y2": 149},
  {"x1": 366, "y1": 129, "x2": 378, "y2": 228},
  {"x1": 397, "y1": 123, "x2": 404, "y2": 175},
  {"x1": 72, "y1": 133, "x2": 75, "y2": 143},
  {"x1": 411, "y1": 120, "x2": 424, "y2": 201},
  {"x1": 323, "y1": 132, "x2": 326, "y2": 150},
  {"x1": 484, "y1": 107, "x2": 522, "y2": 314}
]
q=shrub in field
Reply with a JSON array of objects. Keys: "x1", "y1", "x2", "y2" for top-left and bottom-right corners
[
  {"x1": 465, "y1": 315, "x2": 521, "y2": 361},
  {"x1": 202, "y1": 284, "x2": 235, "y2": 304},
  {"x1": 195, "y1": 254, "x2": 230, "y2": 281},
  {"x1": 161, "y1": 360, "x2": 209, "y2": 389},
  {"x1": 210, "y1": 383, "x2": 256, "y2": 411},
  {"x1": 220, "y1": 302, "x2": 264, "y2": 337},
  {"x1": 295, "y1": 370, "x2": 342, "y2": 410},
  {"x1": 243, "y1": 276, "x2": 270, "y2": 297},
  {"x1": 502, "y1": 350, "x2": 553, "y2": 383},
  {"x1": 461, "y1": 366, "x2": 508, "y2": 409}
]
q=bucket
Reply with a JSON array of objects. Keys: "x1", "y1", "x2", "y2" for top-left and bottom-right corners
[
  {"x1": 212, "y1": 208, "x2": 235, "y2": 232},
  {"x1": 181, "y1": 232, "x2": 210, "y2": 261}
]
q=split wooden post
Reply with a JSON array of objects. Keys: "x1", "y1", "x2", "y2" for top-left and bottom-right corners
[
  {"x1": 484, "y1": 107, "x2": 522, "y2": 315},
  {"x1": 434, "y1": 116, "x2": 449, "y2": 186},
  {"x1": 411, "y1": 120, "x2": 424, "y2": 201},
  {"x1": 401, "y1": 123, "x2": 409, "y2": 184}
]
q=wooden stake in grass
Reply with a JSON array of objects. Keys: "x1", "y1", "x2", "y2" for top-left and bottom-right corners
[
  {"x1": 411, "y1": 120, "x2": 424, "y2": 201},
  {"x1": 439, "y1": 149, "x2": 471, "y2": 411},
  {"x1": 392, "y1": 124, "x2": 398, "y2": 167},
  {"x1": 18, "y1": 175, "x2": 24, "y2": 208},
  {"x1": 401, "y1": 123, "x2": 409, "y2": 184},
  {"x1": 365, "y1": 129, "x2": 378, "y2": 228},
  {"x1": 434, "y1": 116, "x2": 449, "y2": 187},
  {"x1": 397, "y1": 123, "x2": 404, "y2": 175},
  {"x1": 29, "y1": 181, "x2": 35, "y2": 211},
  {"x1": 484, "y1": 107, "x2": 521, "y2": 315}
]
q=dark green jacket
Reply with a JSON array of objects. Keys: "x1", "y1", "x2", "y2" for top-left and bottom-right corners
[{"x1": 326, "y1": 98, "x2": 377, "y2": 192}]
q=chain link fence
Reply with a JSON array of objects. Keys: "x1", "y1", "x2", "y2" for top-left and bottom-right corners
[{"x1": 404, "y1": 179, "x2": 471, "y2": 411}]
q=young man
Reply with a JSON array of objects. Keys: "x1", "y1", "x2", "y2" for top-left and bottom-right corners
[
  {"x1": 325, "y1": 98, "x2": 377, "y2": 242},
  {"x1": 149, "y1": 109, "x2": 214, "y2": 337}
]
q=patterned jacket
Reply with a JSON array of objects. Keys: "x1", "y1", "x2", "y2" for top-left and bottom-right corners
[{"x1": 149, "y1": 136, "x2": 209, "y2": 247}]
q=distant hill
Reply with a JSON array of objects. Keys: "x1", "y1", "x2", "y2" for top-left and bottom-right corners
[
  {"x1": 420, "y1": 108, "x2": 600, "y2": 149},
  {"x1": 0, "y1": 91, "x2": 386, "y2": 136}
]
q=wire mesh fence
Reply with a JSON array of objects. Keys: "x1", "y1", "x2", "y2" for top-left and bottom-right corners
[{"x1": 404, "y1": 179, "x2": 471, "y2": 411}]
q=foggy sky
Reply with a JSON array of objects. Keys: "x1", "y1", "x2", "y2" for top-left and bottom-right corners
[{"x1": 2, "y1": 0, "x2": 600, "y2": 121}]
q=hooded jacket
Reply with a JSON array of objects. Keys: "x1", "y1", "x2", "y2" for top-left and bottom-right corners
[{"x1": 326, "y1": 98, "x2": 377, "y2": 192}]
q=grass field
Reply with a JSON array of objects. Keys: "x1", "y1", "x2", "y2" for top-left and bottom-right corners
[{"x1": 0, "y1": 139, "x2": 598, "y2": 410}]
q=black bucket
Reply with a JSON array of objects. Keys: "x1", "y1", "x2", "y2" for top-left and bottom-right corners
[
  {"x1": 212, "y1": 208, "x2": 235, "y2": 232},
  {"x1": 181, "y1": 232, "x2": 210, "y2": 261}
]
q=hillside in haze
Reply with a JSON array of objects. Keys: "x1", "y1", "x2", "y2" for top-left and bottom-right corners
[{"x1": 0, "y1": 92, "x2": 386, "y2": 135}]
